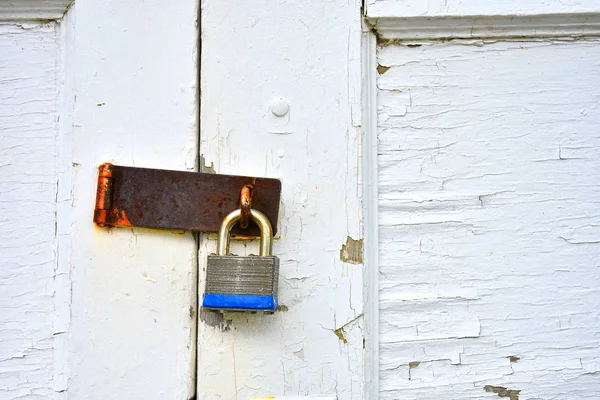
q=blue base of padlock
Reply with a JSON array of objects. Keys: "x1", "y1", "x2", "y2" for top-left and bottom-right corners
[{"x1": 202, "y1": 294, "x2": 278, "y2": 311}]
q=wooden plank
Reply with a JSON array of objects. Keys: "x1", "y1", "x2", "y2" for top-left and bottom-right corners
[
  {"x1": 377, "y1": 38, "x2": 600, "y2": 399},
  {"x1": 0, "y1": 22, "x2": 59, "y2": 398},
  {"x1": 198, "y1": 1, "x2": 364, "y2": 398},
  {"x1": 63, "y1": 1, "x2": 199, "y2": 398}
]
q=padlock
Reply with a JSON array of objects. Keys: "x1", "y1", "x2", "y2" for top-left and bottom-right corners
[{"x1": 202, "y1": 208, "x2": 279, "y2": 312}]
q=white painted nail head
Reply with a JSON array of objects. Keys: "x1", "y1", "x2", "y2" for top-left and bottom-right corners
[{"x1": 270, "y1": 98, "x2": 289, "y2": 117}]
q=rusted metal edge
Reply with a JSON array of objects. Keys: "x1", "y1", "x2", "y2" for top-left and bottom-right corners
[
  {"x1": 239, "y1": 185, "x2": 253, "y2": 230},
  {"x1": 93, "y1": 163, "x2": 281, "y2": 236}
]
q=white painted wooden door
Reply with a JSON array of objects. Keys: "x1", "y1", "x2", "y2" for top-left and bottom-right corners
[
  {"x1": 1, "y1": 0, "x2": 199, "y2": 398},
  {"x1": 198, "y1": 1, "x2": 364, "y2": 399}
]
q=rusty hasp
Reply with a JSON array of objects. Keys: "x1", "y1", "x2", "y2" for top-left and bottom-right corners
[{"x1": 93, "y1": 163, "x2": 281, "y2": 236}]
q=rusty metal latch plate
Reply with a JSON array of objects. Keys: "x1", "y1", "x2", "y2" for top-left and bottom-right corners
[{"x1": 94, "y1": 163, "x2": 281, "y2": 236}]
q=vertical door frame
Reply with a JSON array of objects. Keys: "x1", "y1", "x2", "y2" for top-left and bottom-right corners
[{"x1": 361, "y1": 22, "x2": 380, "y2": 400}]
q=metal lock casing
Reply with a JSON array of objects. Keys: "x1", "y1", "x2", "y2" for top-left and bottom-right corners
[{"x1": 202, "y1": 209, "x2": 279, "y2": 312}]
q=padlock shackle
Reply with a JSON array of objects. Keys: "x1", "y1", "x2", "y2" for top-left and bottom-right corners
[{"x1": 218, "y1": 209, "x2": 273, "y2": 256}]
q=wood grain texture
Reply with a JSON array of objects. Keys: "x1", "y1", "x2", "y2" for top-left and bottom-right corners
[
  {"x1": 0, "y1": 22, "x2": 59, "y2": 398},
  {"x1": 377, "y1": 39, "x2": 600, "y2": 399},
  {"x1": 198, "y1": 0, "x2": 364, "y2": 398},
  {"x1": 366, "y1": 0, "x2": 600, "y2": 18}
]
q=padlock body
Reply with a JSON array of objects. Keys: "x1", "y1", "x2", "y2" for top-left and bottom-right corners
[{"x1": 202, "y1": 255, "x2": 279, "y2": 312}]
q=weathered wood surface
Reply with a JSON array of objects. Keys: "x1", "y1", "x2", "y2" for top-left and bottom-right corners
[
  {"x1": 0, "y1": 1, "x2": 72, "y2": 20},
  {"x1": 64, "y1": 1, "x2": 199, "y2": 398},
  {"x1": 198, "y1": 0, "x2": 364, "y2": 398},
  {"x1": 1, "y1": 1, "x2": 199, "y2": 398},
  {"x1": 0, "y1": 22, "x2": 59, "y2": 399},
  {"x1": 377, "y1": 38, "x2": 600, "y2": 399}
]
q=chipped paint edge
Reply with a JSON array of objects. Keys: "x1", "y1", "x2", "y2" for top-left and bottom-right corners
[
  {"x1": 340, "y1": 236, "x2": 364, "y2": 264},
  {"x1": 361, "y1": 23, "x2": 379, "y2": 400},
  {"x1": 369, "y1": 12, "x2": 600, "y2": 40}
]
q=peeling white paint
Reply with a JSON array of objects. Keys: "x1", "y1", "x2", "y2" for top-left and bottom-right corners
[
  {"x1": 3, "y1": 1, "x2": 600, "y2": 399},
  {"x1": 64, "y1": 0, "x2": 199, "y2": 397},
  {"x1": 1, "y1": 0, "x2": 199, "y2": 398},
  {"x1": 198, "y1": 0, "x2": 364, "y2": 398},
  {"x1": 376, "y1": 37, "x2": 600, "y2": 399},
  {"x1": 0, "y1": 21, "x2": 59, "y2": 399}
]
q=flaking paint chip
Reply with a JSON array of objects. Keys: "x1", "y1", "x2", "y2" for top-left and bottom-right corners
[
  {"x1": 377, "y1": 65, "x2": 390, "y2": 74},
  {"x1": 340, "y1": 236, "x2": 363, "y2": 264}
]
